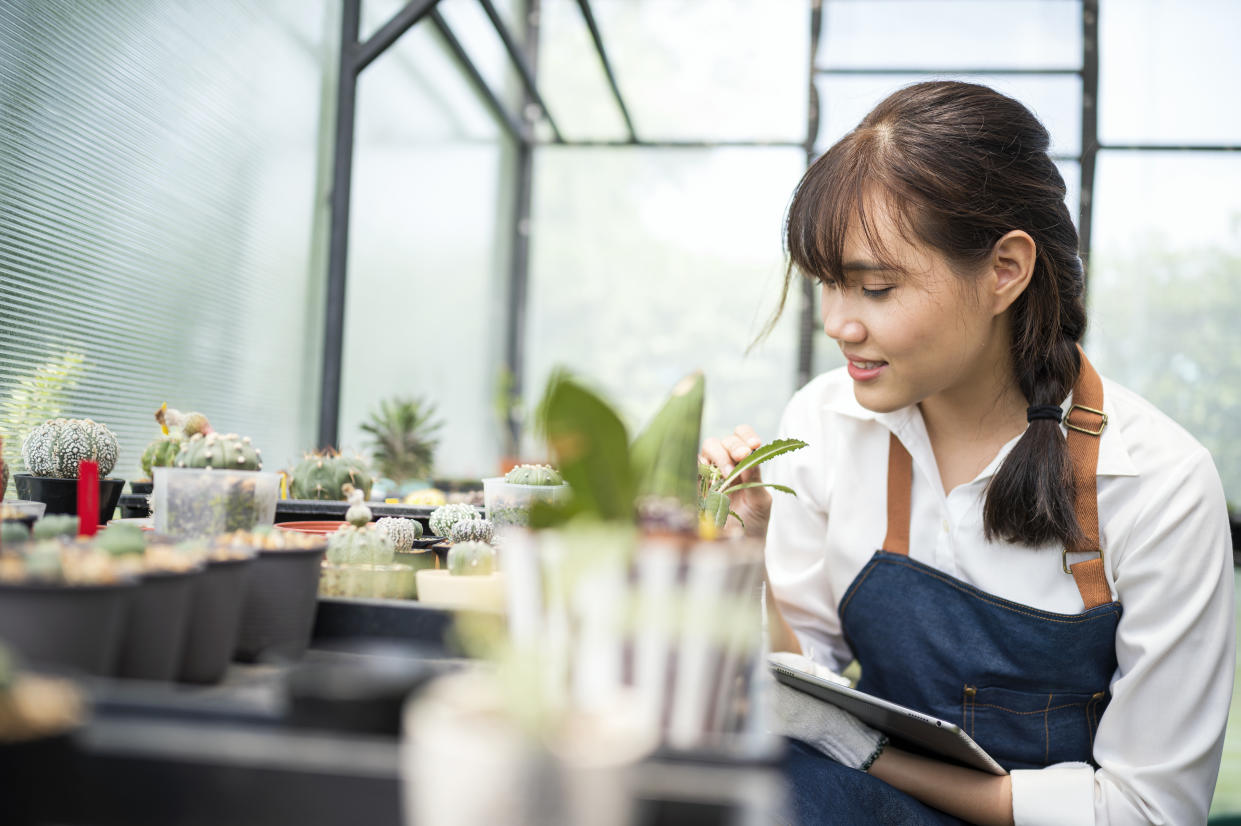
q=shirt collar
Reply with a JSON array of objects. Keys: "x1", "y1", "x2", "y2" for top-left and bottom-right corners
[{"x1": 821, "y1": 384, "x2": 1138, "y2": 479}]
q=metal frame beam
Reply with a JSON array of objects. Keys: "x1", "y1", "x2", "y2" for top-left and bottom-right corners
[
  {"x1": 478, "y1": 0, "x2": 563, "y2": 144},
  {"x1": 798, "y1": 0, "x2": 825, "y2": 391},
  {"x1": 574, "y1": 0, "x2": 638, "y2": 143},
  {"x1": 430, "y1": 9, "x2": 527, "y2": 142},
  {"x1": 1078, "y1": 0, "x2": 1099, "y2": 281}
]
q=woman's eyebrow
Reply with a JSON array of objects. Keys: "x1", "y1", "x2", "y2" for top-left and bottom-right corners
[{"x1": 841, "y1": 261, "x2": 891, "y2": 272}]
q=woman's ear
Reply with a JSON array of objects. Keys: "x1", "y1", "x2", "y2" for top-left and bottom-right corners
[{"x1": 990, "y1": 230, "x2": 1036, "y2": 315}]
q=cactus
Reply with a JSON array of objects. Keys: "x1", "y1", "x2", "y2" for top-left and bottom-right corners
[
  {"x1": 326, "y1": 523, "x2": 394, "y2": 566},
  {"x1": 429, "y1": 503, "x2": 479, "y2": 538},
  {"x1": 376, "y1": 516, "x2": 421, "y2": 551},
  {"x1": 31, "y1": 515, "x2": 80, "y2": 540},
  {"x1": 289, "y1": 450, "x2": 374, "y2": 501},
  {"x1": 140, "y1": 434, "x2": 183, "y2": 479},
  {"x1": 175, "y1": 432, "x2": 262, "y2": 470},
  {"x1": 446, "y1": 540, "x2": 495, "y2": 576},
  {"x1": 21, "y1": 418, "x2": 119, "y2": 478},
  {"x1": 695, "y1": 439, "x2": 807, "y2": 530},
  {"x1": 504, "y1": 463, "x2": 564, "y2": 486},
  {"x1": 97, "y1": 523, "x2": 146, "y2": 557},
  {"x1": 450, "y1": 518, "x2": 494, "y2": 545},
  {"x1": 1, "y1": 521, "x2": 29, "y2": 545}
]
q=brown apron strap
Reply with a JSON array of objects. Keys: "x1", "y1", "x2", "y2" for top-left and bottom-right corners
[
  {"x1": 1065, "y1": 350, "x2": 1111, "y2": 609},
  {"x1": 883, "y1": 432, "x2": 912, "y2": 556},
  {"x1": 879, "y1": 348, "x2": 1112, "y2": 609}
]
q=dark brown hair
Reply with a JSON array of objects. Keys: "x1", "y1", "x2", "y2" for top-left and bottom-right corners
[{"x1": 778, "y1": 80, "x2": 1086, "y2": 549}]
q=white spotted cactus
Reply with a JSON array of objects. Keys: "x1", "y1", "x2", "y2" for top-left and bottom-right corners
[
  {"x1": 22, "y1": 418, "x2": 120, "y2": 478},
  {"x1": 503, "y1": 463, "x2": 563, "y2": 486},
  {"x1": 428, "y1": 503, "x2": 479, "y2": 538},
  {"x1": 449, "y1": 518, "x2": 494, "y2": 545},
  {"x1": 376, "y1": 516, "x2": 421, "y2": 551}
]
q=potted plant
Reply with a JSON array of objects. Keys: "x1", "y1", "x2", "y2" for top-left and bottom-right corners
[
  {"x1": 131, "y1": 404, "x2": 213, "y2": 496},
  {"x1": 14, "y1": 418, "x2": 125, "y2": 524},
  {"x1": 360, "y1": 395, "x2": 443, "y2": 496},
  {"x1": 483, "y1": 464, "x2": 570, "y2": 531},
  {"x1": 152, "y1": 431, "x2": 280, "y2": 539},
  {"x1": 317, "y1": 489, "x2": 414, "y2": 600}
]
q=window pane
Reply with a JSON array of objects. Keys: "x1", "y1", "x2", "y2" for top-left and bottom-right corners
[
  {"x1": 343, "y1": 33, "x2": 514, "y2": 479},
  {"x1": 592, "y1": 0, "x2": 808, "y2": 142},
  {"x1": 1086, "y1": 151, "x2": 1241, "y2": 502},
  {"x1": 816, "y1": 74, "x2": 1081, "y2": 156},
  {"x1": 819, "y1": 1, "x2": 1081, "y2": 71},
  {"x1": 526, "y1": 148, "x2": 805, "y2": 449},
  {"x1": 536, "y1": 0, "x2": 630, "y2": 140},
  {"x1": 1099, "y1": 0, "x2": 1241, "y2": 146},
  {"x1": 0, "y1": 0, "x2": 331, "y2": 481}
]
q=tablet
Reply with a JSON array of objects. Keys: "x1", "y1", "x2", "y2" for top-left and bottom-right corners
[{"x1": 769, "y1": 657, "x2": 1007, "y2": 775}]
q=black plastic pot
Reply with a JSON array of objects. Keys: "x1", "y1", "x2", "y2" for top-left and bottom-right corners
[
  {"x1": 129, "y1": 481, "x2": 153, "y2": 496},
  {"x1": 0, "y1": 579, "x2": 136, "y2": 676},
  {"x1": 0, "y1": 730, "x2": 77, "y2": 826},
  {"x1": 118, "y1": 492, "x2": 151, "y2": 519},
  {"x1": 285, "y1": 643, "x2": 439, "y2": 735},
  {"x1": 179, "y1": 555, "x2": 254, "y2": 684},
  {"x1": 13, "y1": 474, "x2": 126, "y2": 525},
  {"x1": 234, "y1": 544, "x2": 327, "y2": 664},
  {"x1": 115, "y1": 567, "x2": 202, "y2": 681}
]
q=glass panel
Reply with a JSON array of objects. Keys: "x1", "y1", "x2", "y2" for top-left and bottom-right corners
[
  {"x1": 343, "y1": 30, "x2": 514, "y2": 480},
  {"x1": 526, "y1": 148, "x2": 806, "y2": 451},
  {"x1": 819, "y1": 0, "x2": 1081, "y2": 71},
  {"x1": 1086, "y1": 151, "x2": 1241, "y2": 502},
  {"x1": 437, "y1": 0, "x2": 525, "y2": 115},
  {"x1": 1100, "y1": 0, "x2": 1241, "y2": 146},
  {"x1": 816, "y1": 74, "x2": 1081, "y2": 156},
  {"x1": 536, "y1": 0, "x2": 630, "y2": 140},
  {"x1": 0, "y1": 0, "x2": 331, "y2": 482},
  {"x1": 592, "y1": 0, "x2": 808, "y2": 142}
]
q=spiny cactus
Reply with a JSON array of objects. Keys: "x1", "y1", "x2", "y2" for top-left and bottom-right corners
[
  {"x1": 376, "y1": 516, "x2": 421, "y2": 551},
  {"x1": 428, "y1": 503, "x2": 479, "y2": 538},
  {"x1": 289, "y1": 450, "x2": 374, "y2": 501},
  {"x1": 446, "y1": 540, "x2": 495, "y2": 576},
  {"x1": 22, "y1": 418, "x2": 119, "y2": 478},
  {"x1": 327, "y1": 490, "x2": 393, "y2": 565},
  {"x1": 140, "y1": 434, "x2": 183, "y2": 479},
  {"x1": 175, "y1": 432, "x2": 262, "y2": 470},
  {"x1": 450, "y1": 517, "x2": 494, "y2": 545},
  {"x1": 504, "y1": 464, "x2": 563, "y2": 486}
]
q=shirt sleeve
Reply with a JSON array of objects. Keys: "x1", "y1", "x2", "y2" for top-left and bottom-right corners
[
  {"x1": 763, "y1": 391, "x2": 855, "y2": 673},
  {"x1": 1013, "y1": 446, "x2": 1236, "y2": 826}
]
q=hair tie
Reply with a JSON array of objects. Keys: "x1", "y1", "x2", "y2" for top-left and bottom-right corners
[{"x1": 1026, "y1": 404, "x2": 1063, "y2": 423}]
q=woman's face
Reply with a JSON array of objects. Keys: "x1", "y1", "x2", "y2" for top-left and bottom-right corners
[{"x1": 821, "y1": 202, "x2": 1006, "y2": 414}]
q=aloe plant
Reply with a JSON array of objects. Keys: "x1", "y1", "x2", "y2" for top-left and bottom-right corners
[
  {"x1": 360, "y1": 396, "x2": 443, "y2": 483},
  {"x1": 698, "y1": 437, "x2": 807, "y2": 529}
]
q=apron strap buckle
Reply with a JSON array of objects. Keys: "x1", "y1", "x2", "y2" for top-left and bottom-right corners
[
  {"x1": 1063, "y1": 547, "x2": 1104, "y2": 575},
  {"x1": 1066, "y1": 404, "x2": 1108, "y2": 435}
]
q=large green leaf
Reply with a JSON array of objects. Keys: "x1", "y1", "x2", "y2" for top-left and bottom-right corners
[
  {"x1": 629, "y1": 372, "x2": 704, "y2": 508},
  {"x1": 717, "y1": 437, "x2": 808, "y2": 489},
  {"x1": 535, "y1": 371, "x2": 634, "y2": 524}
]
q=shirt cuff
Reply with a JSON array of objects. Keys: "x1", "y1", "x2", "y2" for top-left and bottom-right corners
[{"x1": 1010, "y1": 763, "x2": 1095, "y2": 826}]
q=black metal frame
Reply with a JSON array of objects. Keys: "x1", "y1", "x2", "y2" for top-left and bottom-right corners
[{"x1": 319, "y1": 0, "x2": 1241, "y2": 448}]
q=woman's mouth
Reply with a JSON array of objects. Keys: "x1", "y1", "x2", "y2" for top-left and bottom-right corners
[{"x1": 846, "y1": 359, "x2": 887, "y2": 381}]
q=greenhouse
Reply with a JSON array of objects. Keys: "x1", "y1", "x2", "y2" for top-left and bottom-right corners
[{"x1": 0, "y1": 0, "x2": 1238, "y2": 823}]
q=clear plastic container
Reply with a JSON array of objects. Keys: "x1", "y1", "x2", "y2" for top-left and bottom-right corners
[
  {"x1": 152, "y1": 467, "x2": 280, "y2": 539},
  {"x1": 0, "y1": 499, "x2": 47, "y2": 522},
  {"x1": 482, "y1": 477, "x2": 569, "y2": 529}
]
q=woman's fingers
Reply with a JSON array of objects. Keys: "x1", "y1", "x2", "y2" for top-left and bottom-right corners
[
  {"x1": 734, "y1": 424, "x2": 762, "y2": 449},
  {"x1": 700, "y1": 426, "x2": 764, "y2": 476}
]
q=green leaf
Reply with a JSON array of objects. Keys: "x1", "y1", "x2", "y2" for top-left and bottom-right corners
[
  {"x1": 536, "y1": 371, "x2": 634, "y2": 524},
  {"x1": 729, "y1": 509, "x2": 745, "y2": 529},
  {"x1": 717, "y1": 438, "x2": 807, "y2": 490},
  {"x1": 630, "y1": 372, "x2": 705, "y2": 507},
  {"x1": 720, "y1": 481, "x2": 797, "y2": 497}
]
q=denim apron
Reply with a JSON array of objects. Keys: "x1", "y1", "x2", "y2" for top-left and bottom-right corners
[{"x1": 782, "y1": 354, "x2": 1121, "y2": 825}]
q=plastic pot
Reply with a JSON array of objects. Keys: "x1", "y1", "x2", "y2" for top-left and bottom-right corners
[
  {"x1": 178, "y1": 555, "x2": 254, "y2": 684},
  {"x1": 152, "y1": 467, "x2": 280, "y2": 539},
  {"x1": 0, "y1": 578, "x2": 136, "y2": 676},
  {"x1": 129, "y1": 481, "x2": 153, "y2": 496},
  {"x1": 115, "y1": 567, "x2": 203, "y2": 681},
  {"x1": 13, "y1": 474, "x2": 125, "y2": 524},
  {"x1": 234, "y1": 544, "x2": 327, "y2": 664}
]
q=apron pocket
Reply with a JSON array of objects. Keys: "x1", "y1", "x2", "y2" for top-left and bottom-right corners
[{"x1": 962, "y1": 684, "x2": 1105, "y2": 770}]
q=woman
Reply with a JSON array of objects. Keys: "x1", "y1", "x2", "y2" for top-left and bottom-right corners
[{"x1": 702, "y1": 82, "x2": 1235, "y2": 825}]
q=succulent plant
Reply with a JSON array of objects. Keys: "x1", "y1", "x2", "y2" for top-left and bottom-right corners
[
  {"x1": 96, "y1": 523, "x2": 146, "y2": 557},
  {"x1": 326, "y1": 487, "x2": 393, "y2": 565},
  {"x1": 155, "y1": 404, "x2": 212, "y2": 438},
  {"x1": 503, "y1": 464, "x2": 563, "y2": 486},
  {"x1": 446, "y1": 540, "x2": 495, "y2": 576},
  {"x1": 376, "y1": 516, "x2": 421, "y2": 551},
  {"x1": 289, "y1": 450, "x2": 374, "y2": 500},
  {"x1": 1, "y1": 521, "x2": 29, "y2": 545},
  {"x1": 175, "y1": 432, "x2": 263, "y2": 470},
  {"x1": 21, "y1": 418, "x2": 119, "y2": 478},
  {"x1": 450, "y1": 518, "x2": 494, "y2": 545},
  {"x1": 429, "y1": 503, "x2": 479, "y2": 538},
  {"x1": 31, "y1": 515, "x2": 80, "y2": 540},
  {"x1": 696, "y1": 438, "x2": 807, "y2": 530},
  {"x1": 360, "y1": 396, "x2": 442, "y2": 483},
  {"x1": 140, "y1": 434, "x2": 183, "y2": 479}
]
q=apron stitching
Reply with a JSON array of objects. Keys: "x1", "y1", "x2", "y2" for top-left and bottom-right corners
[
  {"x1": 839, "y1": 561, "x2": 880, "y2": 615},
  {"x1": 874, "y1": 557, "x2": 1120, "y2": 623},
  {"x1": 973, "y1": 701, "x2": 1088, "y2": 715},
  {"x1": 1044, "y1": 693, "x2": 1053, "y2": 764}
]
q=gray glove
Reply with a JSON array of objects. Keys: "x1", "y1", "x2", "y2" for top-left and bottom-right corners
[{"x1": 767, "y1": 652, "x2": 888, "y2": 771}]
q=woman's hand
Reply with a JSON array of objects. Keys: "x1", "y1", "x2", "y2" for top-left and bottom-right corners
[{"x1": 699, "y1": 424, "x2": 772, "y2": 537}]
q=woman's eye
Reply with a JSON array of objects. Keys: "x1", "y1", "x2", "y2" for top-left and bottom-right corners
[{"x1": 861, "y1": 286, "x2": 894, "y2": 298}]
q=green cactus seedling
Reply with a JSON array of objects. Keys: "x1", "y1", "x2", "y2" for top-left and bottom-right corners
[
  {"x1": 504, "y1": 464, "x2": 564, "y2": 486},
  {"x1": 31, "y1": 515, "x2": 80, "y2": 541},
  {"x1": 446, "y1": 540, "x2": 495, "y2": 576},
  {"x1": 290, "y1": 450, "x2": 374, "y2": 500}
]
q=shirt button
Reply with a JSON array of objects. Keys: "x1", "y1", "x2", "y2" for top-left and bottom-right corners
[{"x1": 941, "y1": 520, "x2": 950, "y2": 533}]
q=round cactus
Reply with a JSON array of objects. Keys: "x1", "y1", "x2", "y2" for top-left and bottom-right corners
[
  {"x1": 175, "y1": 432, "x2": 262, "y2": 470},
  {"x1": 446, "y1": 540, "x2": 495, "y2": 576},
  {"x1": 376, "y1": 516, "x2": 421, "y2": 551},
  {"x1": 327, "y1": 523, "x2": 394, "y2": 566},
  {"x1": 428, "y1": 503, "x2": 479, "y2": 538},
  {"x1": 140, "y1": 434, "x2": 183, "y2": 479},
  {"x1": 450, "y1": 517, "x2": 494, "y2": 545},
  {"x1": 290, "y1": 451, "x2": 374, "y2": 500},
  {"x1": 22, "y1": 418, "x2": 120, "y2": 478},
  {"x1": 504, "y1": 464, "x2": 563, "y2": 486}
]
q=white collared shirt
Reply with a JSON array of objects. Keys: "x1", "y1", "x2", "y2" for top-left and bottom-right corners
[{"x1": 764, "y1": 367, "x2": 1236, "y2": 826}]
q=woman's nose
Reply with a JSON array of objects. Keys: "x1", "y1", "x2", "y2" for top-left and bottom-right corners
[{"x1": 821, "y1": 291, "x2": 866, "y2": 343}]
